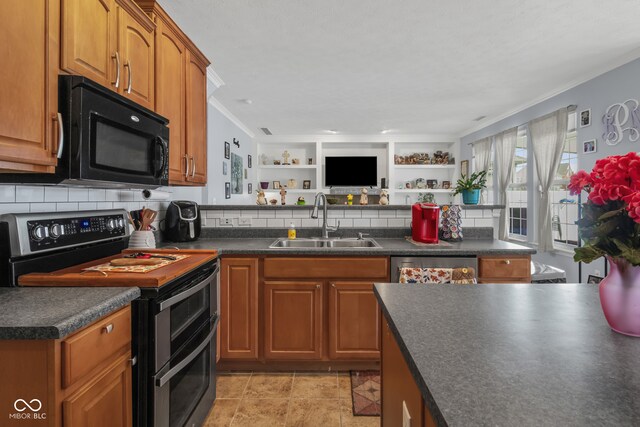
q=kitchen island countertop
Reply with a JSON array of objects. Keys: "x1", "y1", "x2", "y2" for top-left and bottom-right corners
[
  {"x1": 374, "y1": 283, "x2": 640, "y2": 426},
  {"x1": 161, "y1": 237, "x2": 534, "y2": 256},
  {"x1": 0, "y1": 287, "x2": 140, "y2": 340}
]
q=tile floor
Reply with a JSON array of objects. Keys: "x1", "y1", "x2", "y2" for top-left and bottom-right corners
[{"x1": 204, "y1": 372, "x2": 380, "y2": 427}]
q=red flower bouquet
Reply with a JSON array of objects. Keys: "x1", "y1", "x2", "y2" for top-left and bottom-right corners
[
  {"x1": 571, "y1": 152, "x2": 640, "y2": 336},
  {"x1": 570, "y1": 152, "x2": 640, "y2": 265}
]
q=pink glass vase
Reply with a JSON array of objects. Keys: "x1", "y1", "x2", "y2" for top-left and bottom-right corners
[{"x1": 599, "y1": 257, "x2": 640, "y2": 337}]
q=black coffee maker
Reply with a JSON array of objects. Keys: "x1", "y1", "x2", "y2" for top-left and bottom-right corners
[{"x1": 164, "y1": 201, "x2": 201, "y2": 242}]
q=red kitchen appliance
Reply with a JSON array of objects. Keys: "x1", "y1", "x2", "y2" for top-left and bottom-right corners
[{"x1": 412, "y1": 203, "x2": 440, "y2": 244}]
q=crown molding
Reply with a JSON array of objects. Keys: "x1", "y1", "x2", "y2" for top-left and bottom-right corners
[
  {"x1": 458, "y1": 48, "x2": 640, "y2": 138},
  {"x1": 206, "y1": 66, "x2": 225, "y2": 91},
  {"x1": 207, "y1": 95, "x2": 255, "y2": 138}
]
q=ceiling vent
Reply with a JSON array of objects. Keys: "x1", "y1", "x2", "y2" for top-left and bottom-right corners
[{"x1": 260, "y1": 127, "x2": 273, "y2": 135}]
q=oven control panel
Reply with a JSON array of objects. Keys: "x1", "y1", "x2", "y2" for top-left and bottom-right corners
[{"x1": 27, "y1": 213, "x2": 127, "y2": 252}]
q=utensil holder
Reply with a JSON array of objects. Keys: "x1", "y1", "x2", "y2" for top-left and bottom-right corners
[{"x1": 128, "y1": 230, "x2": 156, "y2": 249}]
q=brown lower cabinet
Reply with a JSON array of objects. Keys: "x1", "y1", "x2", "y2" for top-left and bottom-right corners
[
  {"x1": 219, "y1": 256, "x2": 389, "y2": 368},
  {"x1": 478, "y1": 255, "x2": 531, "y2": 283},
  {"x1": 0, "y1": 306, "x2": 133, "y2": 427},
  {"x1": 264, "y1": 281, "x2": 323, "y2": 360},
  {"x1": 382, "y1": 317, "x2": 436, "y2": 427},
  {"x1": 329, "y1": 281, "x2": 381, "y2": 360}
]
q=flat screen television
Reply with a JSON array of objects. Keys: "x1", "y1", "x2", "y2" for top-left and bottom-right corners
[{"x1": 325, "y1": 156, "x2": 377, "y2": 187}]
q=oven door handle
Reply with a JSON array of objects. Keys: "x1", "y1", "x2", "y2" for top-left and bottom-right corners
[
  {"x1": 158, "y1": 266, "x2": 218, "y2": 311},
  {"x1": 154, "y1": 317, "x2": 218, "y2": 388}
]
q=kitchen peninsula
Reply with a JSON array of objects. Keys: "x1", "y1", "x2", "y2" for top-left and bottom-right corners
[{"x1": 375, "y1": 283, "x2": 640, "y2": 426}]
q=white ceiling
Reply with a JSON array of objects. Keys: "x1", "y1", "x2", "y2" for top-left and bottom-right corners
[{"x1": 159, "y1": 0, "x2": 640, "y2": 136}]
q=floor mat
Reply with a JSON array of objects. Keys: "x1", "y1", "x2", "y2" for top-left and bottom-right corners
[{"x1": 350, "y1": 370, "x2": 381, "y2": 416}]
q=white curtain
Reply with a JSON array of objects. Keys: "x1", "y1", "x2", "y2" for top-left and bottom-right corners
[
  {"x1": 495, "y1": 127, "x2": 518, "y2": 240},
  {"x1": 473, "y1": 137, "x2": 493, "y2": 204},
  {"x1": 529, "y1": 109, "x2": 568, "y2": 252},
  {"x1": 472, "y1": 137, "x2": 492, "y2": 173}
]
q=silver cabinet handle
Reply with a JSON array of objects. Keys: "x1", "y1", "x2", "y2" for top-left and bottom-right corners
[
  {"x1": 103, "y1": 324, "x2": 114, "y2": 334},
  {"x1": 316, "y1": 284, "x2": 320, "y2": 289},
  {"x1": 504, "y1": 260, "x2": 511, "y2": 265},
  {"x1": 331, "y1": 283, "x2": 335, "y2": 288},
  {"x1": 184, "y1": 155, "x2": 190, "y2": 178},
  {"x1": 56, "y1": 113, "x2": 64, "y2": 159},
  {"x1": 124, "y1": 60, "x2": 132, "y2": 94},
  {"x1": 129, "y1": 356, "x2": 137, "y2": 366},
  {"x1": 191, "y1": 156, "x2": 196, "y2": 178},
  {"x1": 112, "y1": 52, "x2": 120, "y2": 88}
]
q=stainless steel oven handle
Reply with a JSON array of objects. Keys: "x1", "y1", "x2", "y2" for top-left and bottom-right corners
[
  {"x1": 158, "y1": 268, "x2": 218, "y2": 311},
  {"x1": 155, "y1": 322, "x2": 216, "y2": 388}
]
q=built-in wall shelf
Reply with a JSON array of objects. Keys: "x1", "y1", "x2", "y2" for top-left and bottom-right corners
[
  {"x1": 393, "y1": 164, "x2": 455, "y2": 169},
  {"x1": 258, "y1": 165, "x2": 317, "y2": 169},
  {"x1": 255, "y1": 139, "x2": 461, "y2": 205},
  {"x1": 394, "y1": 189, "x2": 454, "y2": 194}
]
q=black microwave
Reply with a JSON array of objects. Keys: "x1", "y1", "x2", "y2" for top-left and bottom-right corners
[{"x1": 1, "y1": 76, "x2": 170, "y2": 188}]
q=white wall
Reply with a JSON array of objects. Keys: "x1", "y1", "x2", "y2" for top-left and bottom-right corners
[
  {"x1": 460, "y1": 57, "x2": 640, "y2": 282},
  {"x1": 205, "y1": 82, "x2": 256, "y2": 205}
]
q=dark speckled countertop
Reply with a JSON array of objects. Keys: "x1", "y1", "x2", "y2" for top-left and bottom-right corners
[
  {"x1": 0, "y1": 287, "x2": 140, "y2": 340},
  {"x1": 374, "y1": 283, "x2": 640, "y2": 426},
  {"x1": 162, "y1": 237, "x2": 534, "y2": 256}
]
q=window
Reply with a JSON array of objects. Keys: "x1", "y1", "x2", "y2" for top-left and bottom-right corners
[
  {"x1": 508, "y1": 127, "x2": 528, "y2": 239},
  {"x1": 550, "y1": 112, "x2": 579, "y2": 248}
]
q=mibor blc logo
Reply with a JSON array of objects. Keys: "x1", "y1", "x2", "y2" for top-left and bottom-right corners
[{"x1": 9, "y1": 399, "x2": 46, "y2": 421}]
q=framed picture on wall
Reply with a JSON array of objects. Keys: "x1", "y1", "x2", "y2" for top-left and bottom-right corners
[
  {"x1": 460, "y1": 160, "x2": 469, "y2": 177},
  {"x1": 248, "y1": 155, "x2": 252, "y2": 168},
  {"x1": 583, "y1": 139, "x2": 597, "y2": 154},
  {"x1": 225, "y1": 182, "x2": 231, "y2": 199},
  {"x1": 248, "y1": 183, "x2": 252, "y2": 194},
  {"x1": 580, "y1": 109, "x2": 591, "y2": 127},
  {"x1": 273, "y1": 181, "x2": 281, "y2": 189},
  {"x1": 224, "y1": 141, "x2": 230, "y2": 159},
  {"x1": 303, "y1": 180, "x2": 311, "y2": 189},
  {"x1": 587, "y1": 275, "x2": 603, "y2": 284}
]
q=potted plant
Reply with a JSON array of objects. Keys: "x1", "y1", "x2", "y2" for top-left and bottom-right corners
[
  {"x1": 569, "y1": 152, "x2": 640, "y2": 337},
  {"x1": 453, "y1": 170, "x2": 487, "y2": 205}
]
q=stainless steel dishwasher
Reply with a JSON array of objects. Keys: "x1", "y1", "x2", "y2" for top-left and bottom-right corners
[{"x1": 390, "y1": 257, "x2": 478, "y2": 282}]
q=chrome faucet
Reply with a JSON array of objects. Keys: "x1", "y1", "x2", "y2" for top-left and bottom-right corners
[{"x1": 311, "y1": 192, "x2": 340, "y2": 238}]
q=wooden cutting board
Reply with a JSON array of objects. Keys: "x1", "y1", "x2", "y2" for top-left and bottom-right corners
[{"x1": 19, "y1": 249, "x2": 218, "y2": 288}]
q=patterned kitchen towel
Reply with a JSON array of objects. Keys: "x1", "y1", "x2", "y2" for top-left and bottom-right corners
[
  {"x1": 451, "y1": 267, "x2": 477, "y2": 284},
  {"x1": 399, "y1": 267, "x2": 452, "y2": 284}
]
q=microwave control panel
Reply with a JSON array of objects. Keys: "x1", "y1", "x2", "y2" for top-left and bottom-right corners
[{"x1": 27, "y1": 214, "x2": 126, "y2": 252}]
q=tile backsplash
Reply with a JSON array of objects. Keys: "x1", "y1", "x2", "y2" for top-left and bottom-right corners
[
  {"x1": 0, "y1": 185, "x2": 171, "y2": 229},
  {"x1": 201, "y1": 207, "x2": 499, "y2": 234}
]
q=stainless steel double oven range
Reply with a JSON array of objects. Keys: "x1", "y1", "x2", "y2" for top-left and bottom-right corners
[{"x1": 0, "y1": 209, "x2": 218, "y2": 427}]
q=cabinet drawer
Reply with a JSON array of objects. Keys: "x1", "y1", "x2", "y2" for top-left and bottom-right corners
[
  {"x1": 478, "y1": 256, "x2": 530, "y2": 279},
  {"x1": 264, "y1": 257, "x2": 389, "y2": 279},
  {"x1": 62, "y1": 306, "x2": 131, "y2": 388}
]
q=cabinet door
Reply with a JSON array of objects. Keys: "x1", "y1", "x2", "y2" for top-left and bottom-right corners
[
  {"x1": 185, "y1": 52, "x2": 207, "y2": 185},
  {"x1": 328, "y1": 282, "x2": 380, "y2": 360},
  {"x1": 63, "y1": 354, "x2": 133, "y2": 427},
  {"x1": 61, "y1": 0, "x2": 117, "y2": 89},
  {"x1": 0, "y1": 0, "x2": 59, "y2": 172},
  {"x1": 264, "y1": 281, "x2": 323, "y2": 360},
  {"x1": 119, "y1": 8, "x2": 154, "y2": 109},
  {"x1": 382, "y1": 319, "x2": 424, "y2": 427},
  {"x1": 220, "y1": 258, "x2": 259, "y2": 360},
  {"x1": 155, "y1": 19, "x2": 187, "y2": 184},
  {"x1": 478, "y1": 255, "x2": 531, "y2": 283}
]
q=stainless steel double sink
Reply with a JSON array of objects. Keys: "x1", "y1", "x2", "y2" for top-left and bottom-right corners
[{"x1": 269, "y1": 237, "x2": 381, "y2": 248}]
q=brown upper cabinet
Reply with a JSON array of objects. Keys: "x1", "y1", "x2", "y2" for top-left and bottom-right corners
[
  {"x1": 61, "y1": 0, "x2": 155, "y2": 110},
  {"x1": 136, "y1": 1, "x2": 210, "y2": 185},
  {"x1": 0, "y1": 0, "x2": 61, "y2": 173}
]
